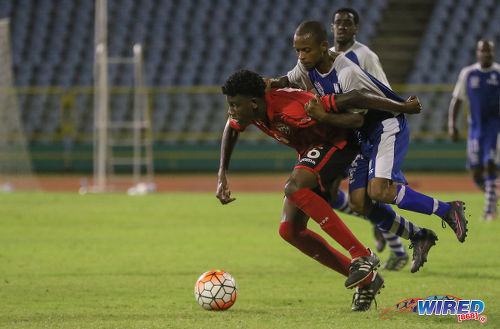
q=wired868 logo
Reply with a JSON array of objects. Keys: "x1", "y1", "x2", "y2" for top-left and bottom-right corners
[{"x1": 379, "y1": 295, "x2": 487, "y2": 323}]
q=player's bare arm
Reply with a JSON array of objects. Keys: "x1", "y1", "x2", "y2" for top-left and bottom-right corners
[
  {"x1": 338, "y1": 89, "x2": 422, "y2": 114},
  {"x1": 304, "y1": 95, "x2": 364, "y2": 128},
  {"x1": 305, "y1": 90, "x2": 422, "y2": 126},
  {"x1": 448, "y1": 97, "x2": 462, "y2": 142},
  {"x1": 266, "y1": 76, "x2": 303, "y2": 90},
  {"x1": 217, "y1": 119, "x2": 239, "y2": 204},
  {"x1": 403, "y1": 96, "x2": 423, "y2": 114},
  {"x1": 267, "y1": 76, "x2": 290, "y2": 89}
]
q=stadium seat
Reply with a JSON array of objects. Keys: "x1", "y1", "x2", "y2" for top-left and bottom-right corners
[{"x1": 6, "y1": 0, "x2": 391, "y2": 144}]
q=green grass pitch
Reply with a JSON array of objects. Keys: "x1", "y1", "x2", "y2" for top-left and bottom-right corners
[{"x1": 0, "y1": 191, "x2": 499, "y2": 328}]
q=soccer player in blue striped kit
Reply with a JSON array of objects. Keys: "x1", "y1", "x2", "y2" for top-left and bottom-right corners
[
  {"x1": 329, "y1": 7, "x2": 409, "y2": 270},
  {"x1": 270, "y1": 21, "x2": 469, "y2": 276},
  {"x1": 272, "y1": 8, "x2": 411, "y2": 271},
  {"x1": 448, "y1": 39, "x2": 500, "y2": 221}
]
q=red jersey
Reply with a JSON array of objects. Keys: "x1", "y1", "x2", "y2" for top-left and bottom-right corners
[{"x1": 229, "y1": 88, "x2": 350, "y2": 155}]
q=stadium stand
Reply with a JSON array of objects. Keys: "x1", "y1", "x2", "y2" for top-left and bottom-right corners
[
  {"x1": 0, "y1": 0, "x2": 387, "y2": 145},
  {"x1": 1, "y1": 0, "x2": 499, "y2": 147},
  {"x1": 405, "y1": 0, "x2": 500, "y2": 140}
]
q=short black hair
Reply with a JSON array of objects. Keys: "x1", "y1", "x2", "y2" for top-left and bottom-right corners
[
  {"x1": 221, "y1": 69, "x2": 266, "y2": 98},
  {"x1": 333, "y1": 7, "x2": 360, "y2": 24},
  {"x1": 477, "y1": 39, "x2": 495, "y2": 47},
  {"x1": 295, "y1": 21, "x2": 328, "y2": 44}
]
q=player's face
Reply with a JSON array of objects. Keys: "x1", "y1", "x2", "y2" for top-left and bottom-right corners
[
  {"x1": 331, "y1": 12, "x2": 358, "y2": 44},
  {"x1": 294, "y1": 33, "x2": 327, "y2": 71},
  {"x1": 477, "y1": 41, "x2": 495, "y2": 68},
  {"x1": 226, "y1": 95, "x2": 257, "y2": 126}
]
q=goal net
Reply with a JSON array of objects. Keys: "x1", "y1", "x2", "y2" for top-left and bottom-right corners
[{"x1": 0, "y1": 18, "x2": 39, "y2": 191}]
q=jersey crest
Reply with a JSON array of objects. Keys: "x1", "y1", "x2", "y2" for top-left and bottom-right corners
[
  {"x1": 470, "y1": 76, "x2": 480, "y2": 88},
  {"x1": 314, "y1": 81, "x2": 325, "y2": 96},
  {"x1": 487, "y1": 73, "x2": 499, "y2": 86}
]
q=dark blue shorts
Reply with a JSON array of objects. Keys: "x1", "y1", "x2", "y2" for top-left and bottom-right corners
[{"x1": 467, "y1": 119, "x2": 500, "y2": 169}]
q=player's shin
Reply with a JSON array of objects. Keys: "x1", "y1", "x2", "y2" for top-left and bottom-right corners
[
  {"x1": 330, "y1": 189, "x2": 358, "y2": 215},
  {"x1": 287, "y1": 188, "x2": 370, "y2": 259},
  {"x1": 483, "y1": 175, "x2": 499, "y2": 219},
  {"x1": 367, "y1": 202, "x2": 422, "y2": 240},
  {"x1": 392, "y1": 185, "x2": 450, "y2": 217},
  {"x1": 279, "y1": 221, "x2": 350, "y2": 276}
]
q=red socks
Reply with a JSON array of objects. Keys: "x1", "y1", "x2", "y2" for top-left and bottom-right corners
[
  {"x1": 360, "y1": 272, "x2": 374, "y2": 286},
  {"x1": 287, "y1": 188, "x2": 370, "y2": 259},
  {"x1": 279, "y1": 221, "x2": 350, "y2": 276}
]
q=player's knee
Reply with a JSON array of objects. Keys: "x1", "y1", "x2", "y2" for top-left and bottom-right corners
[
  {"x1": 486, "y1": 162, "x2": 497, "y2": 176},
  {"x1": 367, "y1": 185, "x2": 383, "y2": 202},
  {"x1": 472, "y1": 167, "x2": 484, "y2": 180},
  {"x1": 349, "y1": 198, "x2": 369, "y2": 215},
  {"x1": 367, "y1": 182, "x2": 393, "y2": 203},
  {"x1": 285, "y1": 169, "x2": 318, "y2": 197},
  {"x1": 284, "y1": 177, "x2": 300, "y2": 197}
]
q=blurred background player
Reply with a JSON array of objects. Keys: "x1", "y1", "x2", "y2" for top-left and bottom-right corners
[
  {"x1": 328, "y1": 7, "x2": 409, "y2": 270},
  {"x1": 216, "y1": 70, "x2": 424, "y2": 310},
  {"x1": 448, "y1": 39, "x2": 500, "y2": 221}
]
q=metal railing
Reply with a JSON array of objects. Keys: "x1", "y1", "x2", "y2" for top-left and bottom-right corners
[{"x1": 0, "y1": 83, "x2": 467, "y2": 144}]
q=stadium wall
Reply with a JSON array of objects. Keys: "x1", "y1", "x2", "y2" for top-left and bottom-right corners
[{"x1": 28, "y1": 140, "x2": 467, "y2": 173}]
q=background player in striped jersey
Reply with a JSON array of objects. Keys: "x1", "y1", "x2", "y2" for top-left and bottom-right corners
[
  {"x1": 448, "y1": 39, "x2": 500, "y2": 221},
  {"x1": 328, "y1": 7, "x2": 409, "y2": 270},
  {"x1": 270, "y1": 21, "x2": 468, "y2": 273},
  {"x1": 217, "y1": 69, "x2": 422, "y2": 310}
]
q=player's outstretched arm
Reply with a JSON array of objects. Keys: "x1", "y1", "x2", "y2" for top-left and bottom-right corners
[
  {"x1": 337, "y1": 89, "x2": 422, "y2": 114},
  {"x1": 304, "y1": 95, "x2": 364, "y2": 128},
  {"x1": 448, "y1": 97, "x2": 462, "y2": 142},
  {"x1": 217, "y1": 119, "x2": 239, "y2": 204}
]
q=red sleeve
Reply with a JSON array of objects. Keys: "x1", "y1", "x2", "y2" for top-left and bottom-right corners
[{"x1": 319, "y1": 94, "x2": 339, "y2": 113}]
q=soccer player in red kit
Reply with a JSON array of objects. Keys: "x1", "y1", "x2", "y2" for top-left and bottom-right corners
[{"x1": 217, "y1": 69, "x2": 422, "y2": 311}]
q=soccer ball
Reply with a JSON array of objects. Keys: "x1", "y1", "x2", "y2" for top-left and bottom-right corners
[{"x1": 194, "y1": 269, "x2": 237, "y2": 310}]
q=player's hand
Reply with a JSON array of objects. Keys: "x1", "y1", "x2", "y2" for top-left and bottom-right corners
[
  {"x1": 404, "y1": 96, "x2": 422, "y2": 114},
  {"x1": 263, "y1": 78, "x2": 272, "y2": 93},
  {"x1": 216, "y1": 176, "x2": 236, "y2": 204},
  {"x1": 305, "y1": 95, "x2": 327, "y2": 122},
  {"x1": 448, "y1": 125, "x2": 459, "y2": 142}
]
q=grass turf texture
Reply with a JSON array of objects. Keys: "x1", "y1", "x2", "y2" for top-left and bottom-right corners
[{"x1": 0, "y1": 191, "x2": 499, "y2": 329}]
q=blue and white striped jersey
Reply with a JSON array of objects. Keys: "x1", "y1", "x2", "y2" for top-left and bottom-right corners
[
  {"x1": 329, "y1": 41, "x2": 390, "y2": 87},
  {"x1": 287, "y1": 52, "x2": 404, "y2": 136}
]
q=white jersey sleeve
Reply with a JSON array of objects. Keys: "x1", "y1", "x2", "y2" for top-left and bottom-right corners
[
  {"x1": 286, "y1": 60, "x2": 315, "y2": 92},
  {"x1": 358, "y1": 49, "x2": 390, "y2": 87},
  {"x1": 335, "y1": 54, "x2": 388, "y2": 114},
  {"x1": 336, "y1": 55, "x2": 384, "y2": 95},
  {"x1": 331, "y1": 42, "x2": 391, "y2": 87},
  {"x1": 452, "y1": 66, "x2": 470, "y2": 101}
]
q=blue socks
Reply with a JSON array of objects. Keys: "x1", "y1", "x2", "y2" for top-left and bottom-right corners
[
  {"x1": 484, "y1": 175, "x2": 499, "y2": 215},
  {"x1": 330, "y1": 189, "x2": 355, "y2": 214},
  {"x1": 367, "y1": 202, "x2": 420, "y2": 240},
  {"x1": 392, "y1": 185, "x2": 450, "y2": 218}
]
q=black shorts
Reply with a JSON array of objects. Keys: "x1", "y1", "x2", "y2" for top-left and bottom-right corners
[{"x1": 294, "y1": 142, "x2": 358, "y2": 202}]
